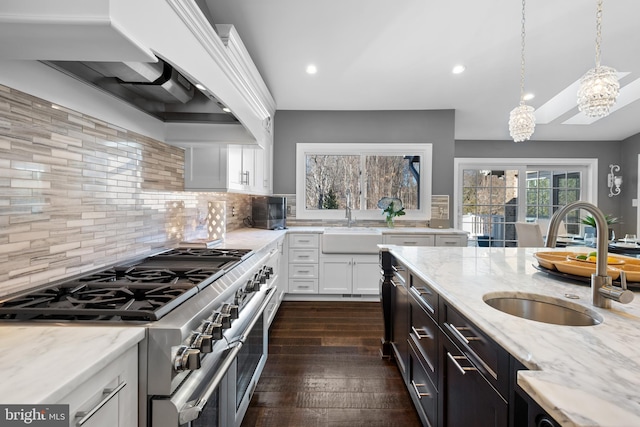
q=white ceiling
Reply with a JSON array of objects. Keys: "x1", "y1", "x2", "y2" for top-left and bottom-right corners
[{"x1": 204, "y1": 0, "x2": 640, "y2": 141}]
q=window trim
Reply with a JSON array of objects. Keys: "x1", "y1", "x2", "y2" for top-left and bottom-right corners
[
  {"x1": 453, "y1": 157, "x2": 598, "y2": 232},
  {"x1": 296, "y1": 143, "x2": 433, "y2": 221}
]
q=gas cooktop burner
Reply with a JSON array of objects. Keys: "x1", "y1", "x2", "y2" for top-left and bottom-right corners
[
  {"x1": 0, "y1": 280, "x2": 198, "y2": 322},
  {"x1": 104, "y1": 265, "x2": 225, "y2": 285},
  {"x1": 0, "y1": 247, "x2": 255, "y2": 322},
  {"x1": 157, "y1": 248, "x2": 253, "y2": 260}
]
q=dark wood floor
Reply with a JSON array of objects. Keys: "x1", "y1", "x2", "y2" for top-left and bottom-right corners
[{"x1": 241, "y1": 301, "x2": 422, "y2": 427}]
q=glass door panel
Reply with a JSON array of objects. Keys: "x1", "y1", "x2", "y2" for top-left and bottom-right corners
[
  {"x1": 461, "y1": 169, "x2": 519, "y2": 247},
  {"x1": 459, "y1": 165, "x2": 584, "y2": 247}
]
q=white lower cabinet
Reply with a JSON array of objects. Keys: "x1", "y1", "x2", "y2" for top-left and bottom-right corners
[
  {"x1": 60, "y1": 345, "x2": 138, "y2": 427},
  {"x1": 435, "y1": 234, "x2": 468, "y2": 246},
  {"x1": 319, "y1": 255, "x2": 379, "y2": 295},
  {"x1": 384, "y1": 233, "x2": 468, "y2": 247},
  {"x1": 384, "y1": 234, "x2": 435, "y2": 246},
  {"x1": 287, "y1": 233, "x2": 320, "y2": 294},
  {"x1": 284, "y1": 230, "x2": 467, "y2": 299}
]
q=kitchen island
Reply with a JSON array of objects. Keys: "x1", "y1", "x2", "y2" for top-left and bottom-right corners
[{"x1": 385, "y1": 244, "x2": 640, "y2": 427}]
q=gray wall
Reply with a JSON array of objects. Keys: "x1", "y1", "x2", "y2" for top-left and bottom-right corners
[
  {"x1": 456, "y1": 139, "x2": 625, "y2": 234},
  {"x1": 621, "y1": 134, "x2": 640, "y2": 235},
  {"x1": 272, "y1": 110, "x2": 636, "y2": 233},
  {"x1": 273, "y1": 110, "x2": 455, "y2": 196}
]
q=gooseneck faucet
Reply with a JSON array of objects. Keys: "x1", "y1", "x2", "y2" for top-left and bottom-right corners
[
  {"x1": 345, "y1": 189, "x2": 353, "y2": 227},
  {"x1": 545, "y1": 201, "x2": 633, "y2": 308}
]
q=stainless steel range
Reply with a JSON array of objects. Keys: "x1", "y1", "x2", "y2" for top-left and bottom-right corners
[{"x1": 0, "y1": 244, "x2": 280, "y2": 427}]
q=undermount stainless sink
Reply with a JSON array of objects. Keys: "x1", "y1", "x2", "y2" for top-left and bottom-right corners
[
  {"x1": 322, "y1": 227, "x2": 383, "y2": 254},
  {"x1": 483, "y1": 292, "x2": 603, "y2": 326}
]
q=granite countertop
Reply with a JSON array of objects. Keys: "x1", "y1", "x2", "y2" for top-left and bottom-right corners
[
  {"x1": 386, "y1": 245, "x2": 640, "y2": 427},
  {"x1": 0, "y1": 326, "x2": 145, "y2": 404}
]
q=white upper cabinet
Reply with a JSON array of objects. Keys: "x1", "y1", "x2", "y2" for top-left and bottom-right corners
[{"x1": 184, "y1": 144, "x2": 271, "y2": 195}]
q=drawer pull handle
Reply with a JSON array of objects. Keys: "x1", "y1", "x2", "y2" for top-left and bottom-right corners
[
  {"x1": 411, "y1": 326, "x2": 431, "y2": 340},
  {"x1": 446, "y1": 323, "x2": 481, "y2": 345},
  {"x1": 75, "y1": 381, "x2": 126, "y2": 426},
  {"x1": 413, "y1": 286, "x2": 432, "y2": 296},
  {"x1": 447, "y1": 352, "x2": 477, "y2": 376},
  {"x1": 410, "y1": 380, "x2": 432, "y2": 399}
]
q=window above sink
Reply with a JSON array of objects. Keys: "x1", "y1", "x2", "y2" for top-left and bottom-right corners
[{"x1": 295, "y1": 143, "x2": 432, "y2": 221}]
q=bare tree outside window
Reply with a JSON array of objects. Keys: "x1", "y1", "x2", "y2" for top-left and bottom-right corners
[
  {"x1": 365, "y1": 155, "x2": 419, "y2": 209},
  {"x1": 305, "y1": 155, "x2": 360, "y2": 210},
  {"x1": 304, "y1": 154, "x2": 420, "y2": 211}
]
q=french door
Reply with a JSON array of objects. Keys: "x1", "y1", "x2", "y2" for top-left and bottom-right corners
[{"x1": 454, "y1": 159, "x2": 597, "y2": 247}]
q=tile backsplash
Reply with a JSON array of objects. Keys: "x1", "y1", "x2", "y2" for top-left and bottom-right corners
[{"x1": 0, "y1": 84, "x2": 251, "y2": 296}]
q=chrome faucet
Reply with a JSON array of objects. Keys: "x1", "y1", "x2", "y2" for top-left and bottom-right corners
[
  {"x1": 345, "y1": 190, "x2": 353, "y2": 227},
  {"x1": 545, "y1": 201, "x2": 634, "y2": 308}
]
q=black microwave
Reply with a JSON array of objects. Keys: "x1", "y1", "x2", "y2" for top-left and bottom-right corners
[{"x1": 251, "y1": 196, "x2": 287, "y2": 230}]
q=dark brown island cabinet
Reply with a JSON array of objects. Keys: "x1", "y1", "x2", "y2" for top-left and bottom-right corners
[{"x1": 380, "y1": 250, "x2": 561, "y2": 427}]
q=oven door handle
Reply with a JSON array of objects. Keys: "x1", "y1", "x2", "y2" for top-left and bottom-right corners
[
  {"x1": 179, "y1": 342, "x2": 243, "y2": 424},
  {"x1": 179, "y1": 287, "x2": 275, "y2": 424}
]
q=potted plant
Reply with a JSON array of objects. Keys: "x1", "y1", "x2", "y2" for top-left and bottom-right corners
[
  {"x1": 378, "y1": 197, "x2": 406, "y2": 228},
  {"x1": 581, "y1": 214, "x2": 620, "y2": 241}
]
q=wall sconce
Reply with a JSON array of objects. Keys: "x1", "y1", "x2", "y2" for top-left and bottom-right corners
[{"x1": 608, "y1": 164, "x2": 622, "y2": 197}]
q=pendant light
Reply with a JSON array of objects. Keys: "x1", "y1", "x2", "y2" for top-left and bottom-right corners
[
  {"x1": 508, "y1": 0, "x2": 535, "y2": 143},
  {"x1": 577, "y1": 0, "x2": 619, "y2": 117}
]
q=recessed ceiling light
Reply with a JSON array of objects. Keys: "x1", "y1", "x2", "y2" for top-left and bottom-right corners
[
  {"x1": 306, "y1": 64, "x2": 317, "y2": 75},
  {"x1": 523, "y1": 93, "x2": 535, "y2": 101},
  {"x1": 222, "y1": 107, "x2": 231, "y2": 113},
  {"x1": 452, "y1": 65, "x2": 466, "y2": 74},
  {"x1": 195, "y1": 83, "x2": 206, "y2": 91}
]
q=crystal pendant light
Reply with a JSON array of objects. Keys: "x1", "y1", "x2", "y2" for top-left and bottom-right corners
[
  {"x1": 577, "y1": 0, "x2": 619, "y2": 117},
  {"x1": 508, "y1": 0, "x2": 535, "y2": 143}
]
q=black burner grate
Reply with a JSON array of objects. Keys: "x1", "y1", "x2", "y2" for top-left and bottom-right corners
[{"x1": 0, "y1": 248, "x2": 254, "y2": 322}]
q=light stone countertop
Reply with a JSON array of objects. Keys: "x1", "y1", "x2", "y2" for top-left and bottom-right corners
[
  {"x1": 0, "y1": 326, "x2": 145, "y2": 404},
  {"x1": 386, "y1": 245, "x2": 640, "y2": 427},
  {"x1": 217, "y1": 227, "x2": 288, "y2": 249},
  {"x1": 281, "y1": 226, "x2": 468, "y2": 235}
]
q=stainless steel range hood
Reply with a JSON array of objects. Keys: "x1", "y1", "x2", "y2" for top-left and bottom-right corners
[{"x1": 43, "y1": 57, "x2": 240, "y2": 125}]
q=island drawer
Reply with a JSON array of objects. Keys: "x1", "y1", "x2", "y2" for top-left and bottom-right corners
[
  {"x1": 441, "y1": 301, "x2": 510, "y2": 398},
  {"x1": 408, "y1": 340, "x2": 438, "y2": 427},
  {"x1": 391, "y1": 262, "x2": 408, "y2": 286},
  {"x1": 410, "y1": 273, "x2": 438, "y2": 319},
  {"x1": 409, "y1": 291, "x2": 438, "y2": 387}
]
